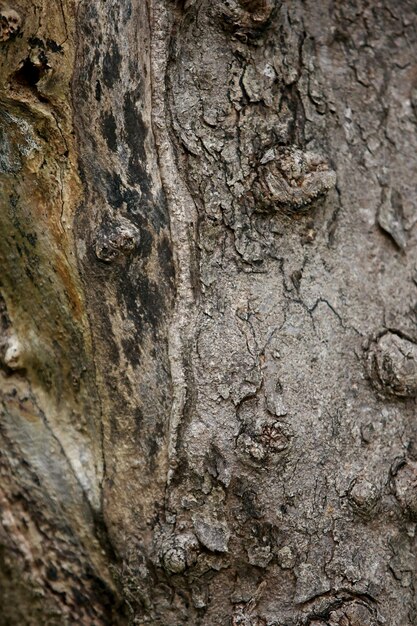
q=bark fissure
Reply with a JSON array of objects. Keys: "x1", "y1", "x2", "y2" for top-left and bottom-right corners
[{"x1": 148, "y1": 0, "x2": 198, "y2": 486}]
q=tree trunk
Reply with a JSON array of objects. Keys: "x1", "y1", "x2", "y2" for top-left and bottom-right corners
[{"x1": 1, "y1": 0, "x2": 417, "y2": 624}]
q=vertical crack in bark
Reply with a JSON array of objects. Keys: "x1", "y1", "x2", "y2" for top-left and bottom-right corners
[{"x1": 148, "y1": 0, "x2": 198, "y2": 484}]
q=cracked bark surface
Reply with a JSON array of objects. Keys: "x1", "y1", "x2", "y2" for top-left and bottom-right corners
[{"x1": 1, "y1": 0, "x2": 417, "y2": 624}]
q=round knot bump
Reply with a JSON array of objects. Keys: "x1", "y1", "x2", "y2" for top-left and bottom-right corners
[
  {"x1": 251, "y1": 147, "x2": 336, "y2": 215},
  {"x1": 367, "y1": 331, "x2": 417, "y2": 397},
  {"x1": 216, "y1": 0, "x2": 275, "y2": 38},
  {"x1": 160, "y1": 533, "x2": 199, "y2": 575},
  {"x1": 237, "y1": 420, "x2": 292, "y2": 466},
  {"x1": 309, "y1": 601, "x2": 376, "y2": 626},
  {"x1": 392, "y1": 460, "x2": 417, "y2": 520},
  {"x1": 347, "y1": 477, "x2": 380, "y2": 517},
  {"x1": 94, "y1": 219, "x2": 140, "y2": 263},
  {"x1": 0, "y1": 9, "x2": 22, "y2": 42}
]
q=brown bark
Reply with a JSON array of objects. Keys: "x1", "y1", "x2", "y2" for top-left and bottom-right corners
[{"x1": 1, "y1": 0, "x2": 417, "y2": 624}]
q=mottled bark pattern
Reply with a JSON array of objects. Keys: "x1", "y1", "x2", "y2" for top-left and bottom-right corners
[
  {"x1": 0, "y1": 0, "x2": 120, "y2": 623},
  {"x1": 0, "y1": 0, "x2": 416, "y2": 625},
  {"x1": 73, "y1": 1, "x2": 176, "y2": 603},
  {"x1": 150, "y1": 1, "x2": 417, "y2": 624}
]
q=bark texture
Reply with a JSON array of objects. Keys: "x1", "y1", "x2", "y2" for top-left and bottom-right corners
[{"x1": 1, "y1": 0, "x2": 417, "y2": 624}]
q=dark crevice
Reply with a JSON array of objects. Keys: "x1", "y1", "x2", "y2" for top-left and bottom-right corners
[
  {"x1": 13, "y1": 58, "x2": 43, "y2": 87},
  {"x1": 11, "y1": 58, "x2": 50, "y2": 102}
]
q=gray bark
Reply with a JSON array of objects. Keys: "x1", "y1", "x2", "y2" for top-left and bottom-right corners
[{"x1": 0, "y1": 0, "x2": 417, "y2": 624}]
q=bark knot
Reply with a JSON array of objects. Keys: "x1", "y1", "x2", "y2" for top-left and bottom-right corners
[
  {"x1": 218, "y1": 0, "x2": 276, "y2": 38},
  {"x1": 250, "y1": 147, "x2": 336, "y2": 215},
  {"x1": 94, "y1": 218, "x2": 140, "y2": 263},
  {"x1": 347, "y1": 477, "x2": 380, "y2": 518},
  {"x1": 160, "y1": 532, "x2": 199, "y2": 575},
  {"x1": 392, "y1": 458, "x2": 417, "y2": 520},
  {"x1": 366, "y1": 331, "x2": 417, "y2": 398},
  {"x1": 0, "y1": 8, "x2": 21, "y2": 42}
]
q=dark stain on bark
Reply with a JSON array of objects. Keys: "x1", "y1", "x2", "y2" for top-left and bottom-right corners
[
  {"x1": 105, "y1": 172, "x2": 125, "y2": 209},
  {"x1": 123, "y1": 89, "x2": 147, "y2": 163},
  {"x1": 102, "y1": 111, "x2": 118, "y2": 153},
  {"x1": 136, "y1": 223, "x2": 153, "y2": 260},
  {"x1": 119, "y1": 269, "x2": 165, "y2": 333},
  {"x1": 121, "y1": 335, "x2": 141, "y2": 367},
  {"x1": 158, "y1": 234, "x2": 176, "y2": 287},
  {"x1": 95, "y1": 80, "x2": 102, "y2": 102},
  {"x1": 103, "y1": 42, "x2": 121, "y2": 88},
  {"x1": 123, "y1": 93, "x2": 153, "y2": 207}
]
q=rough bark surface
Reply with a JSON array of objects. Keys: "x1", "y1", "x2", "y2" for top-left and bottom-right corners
[{"x1": 1, "y1": 0, "x2": 417, "y2": 625}]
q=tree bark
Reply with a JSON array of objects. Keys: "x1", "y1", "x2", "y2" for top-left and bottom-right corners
[{"x1": 1, "y1": 0, "x2": 417, "y2": 624}]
